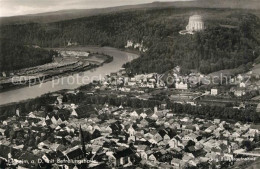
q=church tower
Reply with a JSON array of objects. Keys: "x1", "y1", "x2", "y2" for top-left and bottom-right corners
[{"x1": 80, "y1": 125, "x2": 87, "y2": 157}]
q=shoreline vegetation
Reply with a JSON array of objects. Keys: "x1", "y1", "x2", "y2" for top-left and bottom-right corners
[
  {"x1": 0, "y1": 46, "x2": 140, "y2": 105},
  {"x1": 0, "y1": 46, "x2": 114, "y2": 92},
  {"x1": 0, "y1": 81, "x2": 258, "y2": 124}
]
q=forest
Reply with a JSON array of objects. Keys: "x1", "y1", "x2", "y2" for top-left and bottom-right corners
[
  {"x1": 0, "y1": 7, "x2": 259, "y2": 74},
  {"x1": 0, "y1": 39, "x2": 53, "y2": 71}
]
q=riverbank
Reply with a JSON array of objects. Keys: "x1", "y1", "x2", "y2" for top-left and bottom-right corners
[
  {"x1": 0, "y1": 46, "x2": 139, "y2": 105},
  {"x1": 0, "y1": 48, "x2": 113, "y2": 93}
]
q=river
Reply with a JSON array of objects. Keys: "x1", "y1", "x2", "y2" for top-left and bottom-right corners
[{"x1": 0, "y1": 47, "x2": 139, "y2": 105}]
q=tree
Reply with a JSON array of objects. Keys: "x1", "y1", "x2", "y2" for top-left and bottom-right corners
[{"x1": 242, "y1": 140, "x2": 255, "y2": 151}]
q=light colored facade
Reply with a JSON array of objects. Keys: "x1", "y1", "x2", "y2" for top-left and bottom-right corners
[
  {"x1": 176, "y1": 82, "x2": 188, "y2": 90},
  {"x1": 211, "y1": 89, "x2": 218, "y2": 96},
  {"x1": 186, "y1": 15, "x2": 205, "y2": 32}
]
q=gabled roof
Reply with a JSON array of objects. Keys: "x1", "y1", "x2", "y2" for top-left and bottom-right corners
[
  {"x1": 144, "y1": 109, "x2": 153, "y2": 115},
  {"x1": 113, "y1": 148, "x2": 135, "y2": 159},
  {"x1": 257, "y1": 103, "x2": 260, "y2": 112},
  {"x1": 152, "y1": 152, "x2": 163, "y2": 159},
  {"x1": 137, "y1": 144, "x2": 147, "y2": 151},
  {"x1": 18, "y1": 152, "x2": 40, "y2": 163},
  {"x1": 110, "y1": 121, "x2": 122, "y2": 131},
  {"x1": 47, "y1": 150, "x2": 64, "y2": 160},
  {"x1": 158, "y1": 129, "x2": 168, "y2": 138},
  {"x1": 135, "y1": 108, "x2": 143, "y2": 115},
  {"x1": 171, "y1": 158, "x2": 181, "y2": 164},
  {"x1": 66, "y1": 148, "x2": 84, "y2": 159},
  {"x1": 0, "y1": 145, "x2": 10, "y2": 159}
]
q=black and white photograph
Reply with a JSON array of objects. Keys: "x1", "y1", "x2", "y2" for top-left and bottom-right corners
[{"x1": 0, "y1": 0, "x2": 260, "y2": 168}]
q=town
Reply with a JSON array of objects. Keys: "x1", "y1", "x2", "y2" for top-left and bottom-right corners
[{"x1": 0, "y1": 65, "x2": 260, "y2": 169}]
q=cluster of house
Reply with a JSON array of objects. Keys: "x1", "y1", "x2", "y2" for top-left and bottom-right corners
[
  {"x1": 0, "y1": 93, "x2": 259, "y2": 168},
  {"x1": 125, "y1": 40, "x2": 148, "y2": 52},
  {"x1": 98, "y1": 65, "x2": 260, "y2": 104},
  {"x1": 229, "y1": 74, "x2": 260, "y2": 97},
  {"x1": 67, "y1": 40, "x2": 78, "y2": 46},
  {"x1": 97, "y1": 68, "x2": 260, "y2": 113},
  {"x1": 98, "y1": 71, "x2": 165, "y2": 92}
]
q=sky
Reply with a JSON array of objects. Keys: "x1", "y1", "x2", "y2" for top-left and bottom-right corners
[{"x1": 0, "y1": 0, "x2": 192, "y2": 17}]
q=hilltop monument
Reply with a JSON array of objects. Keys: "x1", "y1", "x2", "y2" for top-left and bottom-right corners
[
  {"x1": 186, "y1": 15, "x2": 205, "y2": 32},
  {"x1": 180, "y1": 14, "x2": 205, "y2": 35}
]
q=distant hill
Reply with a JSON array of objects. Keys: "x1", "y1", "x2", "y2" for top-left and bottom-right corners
[
  {"x1": 0, "y1": 0, "x2": 260, "y2": 25},
  {"x1": 1, "y1": 7, "x2": 259, "y2": 74}
]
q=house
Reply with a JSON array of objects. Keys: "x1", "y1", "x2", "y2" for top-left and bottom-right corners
[
  {"x1": 257, "y1": 103, "x2": 260, "y2": 113},
  {"x1": 137, "y1": 145, "x2": 148, "y2": 152},
  {"x1": 169, "y1": 137, "x2": 182, "y2": 149},
  {"x1": 153, "y1": 133, "x2": 163, "y2": 143},
  {"x1": 182, "y1": 133, "x2": 198, "y2": 142},
  {"x1": 113, "y1": 148, "x2": 136, "y2": 167},
  {"x1": 140, "y1": 119, "x2": 149, "y2": 127},
  {"x1": 239, "y1": 82, "x2": 247, "y2": 88},
  {"x1": 151, "y1": 113, "x2": 158, "y2": 120},
  {"x1": 211, "y1": 89, "x2": 218, "y2": 96},
  {"x1": 51, "y1": 116, "x2": 58, "y2": 124},
  {"x1": 214, "y1": 119, "x2": 221, "y2": 124},
  {"x1": 130, "y1": 111, "x2": 139, "y2": 118},
  {"x1": 163, "y1": 134, "x2": 171, "y2": 142},
  {"x1": 105, "y1": 126, "x2": 113, "y2": 134},
  {"x1": 0, "y1": 145, "x2": 11, "y2": 161},
  {"x1": 205, "y1": 125, "x2": 217, "y2": 133},
  {"x1": 148, "y1": 152, "x2": 162, "y2": 163},
  {"x1": 205, "y1": 152, "x2": 220, "y2": 162},
  {"x1": 42, "y1": 151, "x2": 65, "y2": 163},
  {"x1": 223, "y1": 130, "x2": 231, "y2": 138},
  {"x1": 140, "y1": 151, "x2": 148, "y2": 160},
  {"x1": 188, "y1": 159, "x2": 199, "y2": 167},
  {"x1": 65, "y1": 148, "x2": 85, "y2": 160},
  {"x1": 110, "y1": 122, "x2": 123, "y2": 134},
  {"x1": 234, "y1": 90, "x2": 246, "y2": 97},
  {"x1": 140, "y1": 113, "x2": 147, "y2": 119},
  {"x1": 144, "y1": 133, "x2": 154, "y2": 140},
  {"x1": 182, "y1": 153, "x2": 194, "y2": 162},
  {"x1": 176, "y1": 82, "x2": 188, "y2": 90},
  {"x1": 171, "y1": 158, "x2": 181, "y2": 168},
  {"x1": 128, "y1": 125, "x2": 136, "y2": 137},
  {"x1": 70, "y1": 109, "x2": 78, "y2": 117}
]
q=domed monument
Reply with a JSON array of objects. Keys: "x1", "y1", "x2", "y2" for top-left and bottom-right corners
[
  {"x1": 186, "y1": 15, "x2": 205, "y2": 32},
  {"x1": 179, "y1": 14, "x2": 205, "y2": 35}
]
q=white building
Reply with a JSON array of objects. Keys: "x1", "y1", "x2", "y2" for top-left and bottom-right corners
[
  {"x1": 211, "y1": 89, "x2": 218, "y2": 96},
  {"x1": 257, "y1": 103, "x2": 260, "y2": 113},
  {"x1": 125, "y1": 40, "x2": 133, "y2": 48},
  {"x1": 234, "y1": 90, "x2": 246, "y2": 97},
  {"x1": 176, "y1": 82, "x2": 188, "y2": 90},
  {"x1": 186, "y1": 15, "x2": 205, "y2": 32}
]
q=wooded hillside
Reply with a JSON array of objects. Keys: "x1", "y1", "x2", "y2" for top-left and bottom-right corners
[
  {"x1": 1, "y1": 7, "x2": 259, "y2": 74},
  {"x1": 0, "y1": 40, "x2": 53, "y2": 71}
]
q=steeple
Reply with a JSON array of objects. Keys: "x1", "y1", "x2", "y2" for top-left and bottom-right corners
[{"x1": 80, "y1": 125, "x2": 86, "y2": 157}]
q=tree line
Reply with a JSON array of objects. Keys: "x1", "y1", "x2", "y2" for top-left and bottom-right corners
[
  {"x1": 0, "y1": 90, "x2": 259, "y2": 123},
  {"x1": 0, "y1": 8, "x2": 259, "y2": 74},
  {"x1": 0, "y1": 39, "x2": 53, "y2": 71}
]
